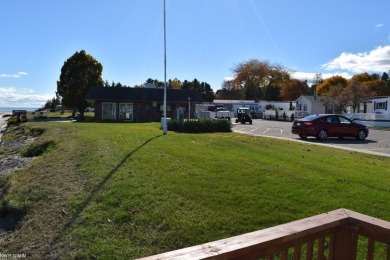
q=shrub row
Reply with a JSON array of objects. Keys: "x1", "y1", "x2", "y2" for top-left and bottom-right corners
[
  {"x1": 167, "y1": 119, "x2": 232, "y2": 133},
  {"x1": 6, "y1": 116, "x2": 28, "y2": 126}
]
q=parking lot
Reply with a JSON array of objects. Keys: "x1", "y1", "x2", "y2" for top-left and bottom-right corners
[{"x1": 232, "y1": 119, "x2": 390, "y2": 157}]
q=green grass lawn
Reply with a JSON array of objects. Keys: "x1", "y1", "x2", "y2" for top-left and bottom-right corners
[{"x1": 0, "y1": 122, "x2": 389, "y2": 259}]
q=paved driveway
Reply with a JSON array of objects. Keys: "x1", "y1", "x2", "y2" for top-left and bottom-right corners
[{"x1": 232, "y1": 119, "x2": 390, "y2": 157}]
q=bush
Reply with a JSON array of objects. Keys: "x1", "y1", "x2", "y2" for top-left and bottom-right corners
[
  {"x1": 167, "y1": 119, "x2": 181, "y2": 131},
  {"x1": 168, "y1": 119, "x2": 231, "y2": 133}
]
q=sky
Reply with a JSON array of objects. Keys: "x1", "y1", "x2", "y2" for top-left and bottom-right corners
[{"x1": 1, "y1": 0, "x2": 390, "y2": 108}]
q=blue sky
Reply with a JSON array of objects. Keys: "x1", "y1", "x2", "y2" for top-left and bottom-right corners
[{"x1": 1, "y1": 0, "x2": 389, "y2": 108}]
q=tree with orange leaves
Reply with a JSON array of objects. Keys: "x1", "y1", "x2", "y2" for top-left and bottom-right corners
[
  {"x1": 280, "y1": 79, "x2": 310, "y2": 101},
  {"x1": 316, "y1": 75, "x2": 348, "y2": 96}
]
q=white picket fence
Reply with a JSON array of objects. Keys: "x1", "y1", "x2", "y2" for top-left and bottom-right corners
[
  {"x1": 345, "y1": 113, "x2": 390, "y2": 127},
  {"x1": 346, "y1": 113, "x2": 390, "y2": 121}
]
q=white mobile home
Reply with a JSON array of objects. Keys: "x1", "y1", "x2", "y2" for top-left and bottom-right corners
[
  {"x1": 372, "y1": 97, "x2": 389, "y2": 115},
  {"x1": 350, "y1": 97, "x2": 390, "y2": 127}
]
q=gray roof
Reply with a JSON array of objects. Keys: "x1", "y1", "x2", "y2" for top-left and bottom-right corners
[{"x1": 86, "y1": 87, "x2": 205, "y2": 103}]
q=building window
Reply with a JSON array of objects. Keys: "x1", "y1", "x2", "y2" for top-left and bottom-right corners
[
  {"x1": 303, "y1": 104, "x2": 307, "y2": 112},
  {"x1": 375, "y1": 101, "x2": 388, "y2": 111},
  {"x1": 250, "y1": 105, "x2": 259, "y2": 112},
  {"x1": 119, "y1": 103, "x2": 133, "y2": 121},
  {"x1": 102, "y1": 103, "x2": 116, "y2": 120},
  {"x1": 160, "y1": 104, "x2": 171, "y2": 111}
]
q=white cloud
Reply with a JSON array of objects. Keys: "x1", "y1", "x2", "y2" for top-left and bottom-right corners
[
  {"x1": 223, "y1": 76, "x2": 235, "y2": 82},
  {"x1": 292, "y1": 72, "x2": 317, "y2": 81},
  {"x1": 375, "y1": 23, "x2": 384, "y2": 28},
  {"x1": 292, "y1": 71, "x2": 352, "y2": 85},
  {"x1": 0, "y1": 72, "x2": 29, "y2": 78},
  {"x1": 0, "y1": 87, "x2": 52, "y2": 108},
  {"x1": 322, "y1": 45, "x2": 390, "y2": 73}
]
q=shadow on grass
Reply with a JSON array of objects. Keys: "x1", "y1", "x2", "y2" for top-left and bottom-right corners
[
  {"x1": 45, "y1": 134, "x2": 162, "y2": 256},
  {"x1": 297, "y1": 137, "x2": 377, "y2": 145}
]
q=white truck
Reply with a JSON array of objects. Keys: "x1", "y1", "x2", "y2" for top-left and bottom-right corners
[{"x1": 196, "y1": 105, "x2": 234, "y2": 121}]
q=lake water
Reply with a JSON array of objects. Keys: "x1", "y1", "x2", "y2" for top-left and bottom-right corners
[{"x1": 0, "y1": 107, "x2": 38, "y2": 113}]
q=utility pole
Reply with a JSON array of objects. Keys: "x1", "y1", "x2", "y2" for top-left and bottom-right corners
[{"x1": 162, "y1": 0, "x2": 168, "y2": 135}]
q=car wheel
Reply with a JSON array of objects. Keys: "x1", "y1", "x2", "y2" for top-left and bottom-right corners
[
  {"x1": 235, "y1": 119, "x2": 238, "y2": 123},
  {"x1": 317, "y1": 129, "x2": 328, "y2": 140},
  {"x1": 299, "y1": 134, "x2": 308, "y2": 139},
  {"x1": 249, "y1": 120, "x2": 252, "y2": 124},
  {"x1": 357, "y1": 130, "x2": 366, "y2": 140}
]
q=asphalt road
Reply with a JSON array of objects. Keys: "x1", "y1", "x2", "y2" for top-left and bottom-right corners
[{"x1": 232, "y1": 119, "x2": 390, "y2": 157}]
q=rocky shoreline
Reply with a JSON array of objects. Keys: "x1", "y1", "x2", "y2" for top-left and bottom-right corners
[
  {"x1": 0, "y1": 136, "x2": 34, "y2": 176},
  {"x1": 0, "y1": 114, "x2": 34, "y2": 177}
]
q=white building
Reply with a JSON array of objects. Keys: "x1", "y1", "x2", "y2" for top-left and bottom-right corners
[{"x1": 295, "y1": 95, "x2": 325, "y2": 118}]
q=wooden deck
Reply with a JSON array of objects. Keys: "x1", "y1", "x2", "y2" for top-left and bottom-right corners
[{"x1": 139, "y1": 208, "x2": 390, "y2": 260}]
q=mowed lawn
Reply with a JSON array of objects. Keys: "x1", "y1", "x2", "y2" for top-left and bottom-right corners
[{"x1": 0, "y1": 122, "x2": 389, "y2": 259}]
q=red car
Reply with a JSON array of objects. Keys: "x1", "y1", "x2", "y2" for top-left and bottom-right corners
[{"x1": 291, "y1": 114, "x2": 369, "y2": 140}]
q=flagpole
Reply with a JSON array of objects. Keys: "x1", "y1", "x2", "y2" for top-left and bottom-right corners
[{"x1": 162, "y1": 0, "x2": 168, "y2": 135}]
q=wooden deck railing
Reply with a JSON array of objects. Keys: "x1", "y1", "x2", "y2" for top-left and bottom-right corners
[{"x1": 139, "y1": 208, "x2": 390, "y2": 260}]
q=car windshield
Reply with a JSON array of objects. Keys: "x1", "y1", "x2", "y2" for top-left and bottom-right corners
[
  {"x1": 216, "y1": 107, "x2": 228, "y2": 111},
  {"x1": 302, "y1": 115, "x2": 321, "y2": 121}
]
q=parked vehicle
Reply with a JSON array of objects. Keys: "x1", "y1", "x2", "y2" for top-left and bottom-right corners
[
  {"x1": 291, "y1": 114, "x2": 369, "y2": 140},
  {"x1": 235, "y1": 108, "x2": 252, "y2": 124},
  {"x1": 195, "y1": 105, "x2": 233, "y2": 121},
  {"x1": 214, "y1": 107, "x2": 233, "y2": 121}
]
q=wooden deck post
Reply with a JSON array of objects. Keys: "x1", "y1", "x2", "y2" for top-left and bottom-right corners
[{"x1": 331, "y1": 223, "x2": 358, "y2": 260}]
